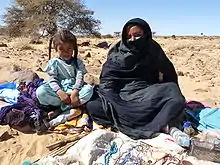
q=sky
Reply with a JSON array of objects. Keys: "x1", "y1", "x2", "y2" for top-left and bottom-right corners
[{"x1": 1, "y1": 0, "x2": 220, "y2": 36}]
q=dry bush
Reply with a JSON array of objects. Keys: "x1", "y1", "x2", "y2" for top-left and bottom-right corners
[
  {"x1": 3, "y1": 0, "x2": 101, "y2": 37},
  {"x1": 102, "y1": 34, "x2": 114, "y2": 38},
  {"x1": 12, "y1": 37, "x2": 35, "y2": 50}
]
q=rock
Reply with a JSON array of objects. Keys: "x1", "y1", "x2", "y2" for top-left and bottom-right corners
[
  {"x1": 171, "y1": 35, "x2": 176, "y2": 39},
  {"x1": 95, "y1": 41, "x2": 110, "y2": 49},
  {"x1": 36, "y1": 67, "x2": 43, "y2": 72},
  {"x1": 86, "y1": 52, "x2": 91, "y2": 58},
  {"x1": 80, "y1": 41, "x2": 90, "y2": 47},
  {"x1": 0, "y1": 43, "x2": 8, "y2": 47},
  {"x1": 177, "y1": 71, "x2": 184, "y2": 76},
  {"x1": 0, "y1": 131, "x2": 14, "y2": 142},
  {"x1": 98, "y1": 59, "x2": 102, "y2": 65},
  {"x1": 41, "y1": 53, "x2": 48, "y2": 58},
  {"x1": 8, "y1": 70, "x2": 39, "y2": 83},
  {"x1": 12, "y1": 64, "x2": 22, "y2": 71},
  {"x1": 0, "y1": 126, "x2": 18, "y2": 142}
]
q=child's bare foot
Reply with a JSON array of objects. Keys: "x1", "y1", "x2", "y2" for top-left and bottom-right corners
[
  {"x1": 48, "y1": 111, "x2": 55, "y2": 119},
  {"x1": 47, "y1": 109, "x2": 61, "y2": 120}
]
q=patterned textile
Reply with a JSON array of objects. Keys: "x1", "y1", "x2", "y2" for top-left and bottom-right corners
[{"x1": 0, "y1": 79, "x2": 47, "y2": 132}]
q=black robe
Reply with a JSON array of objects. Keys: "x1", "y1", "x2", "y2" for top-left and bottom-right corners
[{"x1": 86, "y1": 18, "x2": 185, "y2": 139}]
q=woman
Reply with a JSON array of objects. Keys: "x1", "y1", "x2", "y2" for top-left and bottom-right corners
[{"x1": 87, "y1": 18, "x2": 185, "y2": 139}]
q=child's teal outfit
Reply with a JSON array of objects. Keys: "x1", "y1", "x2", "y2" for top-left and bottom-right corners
[{"x1": 36, "y1": 57, "x2": 93, "y2": 111}]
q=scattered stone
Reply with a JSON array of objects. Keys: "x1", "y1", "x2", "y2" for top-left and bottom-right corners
[
  {"x1": 95, "y1": 41, "x2": 110, "y2": 49},
  {"x1": 36, "y1": 67, "x2": 43, "y2": 72},
  {"x1": 171, "y1": 35, "x2": 176, "y2": 39},
  {"x1": 194, "y1": 88, "x2": 209, "y2": 93},
  {"x1": 0, "y1": 131, "x2": 14, "y2": 142},
  {"x1": 190, "y1": 53, "x2": 195, "y2": 57},
  {"x1": 98, "y1": 59, "x2": 102, "y2": 65},
  {"x1": 41, "y1": 53, "x2": 48, "y2": 58},
  {"x1": 0, "y1": 127, "x2": 18, "y2": 142},
  {"x1": 177, "y1": 71, "x2": 184, "y2": 76},
  {"x1": 80, "y1": 41, "x2": 90, "y2": 47},
  {"x1": 12, "y1": 64, "x2": 22, "y2": 71},
  {"x1": 7, "y1": 70, "x2": 39, "y2": 83},
  {"x1": 86, "y1": 52, "x2": 91, "y2": 58},
  {"x1": 0, "y1": 43, "x2": 8, "y2": 47}
]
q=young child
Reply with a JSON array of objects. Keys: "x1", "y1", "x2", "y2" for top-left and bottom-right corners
[{"x1": 36, "y1": 29, "x2": 93, "y2": 122}]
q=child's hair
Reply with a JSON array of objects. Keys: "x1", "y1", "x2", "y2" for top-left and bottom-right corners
[{"x1": 49, "y1": 29, "x2": 78, "y2": 68}]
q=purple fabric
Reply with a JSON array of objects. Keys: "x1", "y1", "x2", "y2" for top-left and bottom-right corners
[
  {"x1": 185, "y1": 100, "x2": 210, "y2": 111},
  {"x1": 0, "y1": 79, "x2": 46, "y2": 132}
]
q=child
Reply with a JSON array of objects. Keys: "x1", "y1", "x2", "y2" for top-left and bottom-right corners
[{"x1": 36, "y1": 29, "x2": 93, "y2": 122}]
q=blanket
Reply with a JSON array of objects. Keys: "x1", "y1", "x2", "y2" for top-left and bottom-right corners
[{"x1": 37, "y1": 130, "x2": 184, "y2": 165}]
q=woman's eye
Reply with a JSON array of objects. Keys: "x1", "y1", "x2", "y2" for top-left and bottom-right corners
[
  {"x1": 127, "y1": 33, "x2": 142, "y2": 39},
  {"x1": 134, "y1": 33, "x2": 142, "y2": 37}
]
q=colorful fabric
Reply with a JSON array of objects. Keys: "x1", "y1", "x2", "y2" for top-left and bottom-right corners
[
  {"x1": 0, "y1": 79, "x2": 47, "y2": 132},
  {"x1": 186, "y1": 107, "x2": 220, "y2": 131},
  {"x1": 49, "y1": 108, "x2": 82, "y2": 128},
  {"x1": 0, "y1": 82, "x2": 19, "y2": 104},
  {"x1": 185, "y1": 100, "x2": 210, "y2": 110},
  {"x1": 37, "y1": 130, "x2": 184, "y2": 165},
  {"x1": 49, "y1": 113, "x2": 90, "y2": 133}
]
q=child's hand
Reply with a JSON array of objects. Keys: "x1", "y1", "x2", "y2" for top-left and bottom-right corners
[
  {"x1": 70, "y1": 89, "x2": 80, "y2": 108},
  {"x1": 57, "y1": 89, "x2": 71, "y2": 104}
]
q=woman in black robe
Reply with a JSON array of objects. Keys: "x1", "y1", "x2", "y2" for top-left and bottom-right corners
[{"x1": 86, "y1": 18, "x2": 185, "y2": 139}]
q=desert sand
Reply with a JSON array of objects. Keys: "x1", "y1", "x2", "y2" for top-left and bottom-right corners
[{"x1": 0, "y1": 36, "x2": 220, "y2": 164}]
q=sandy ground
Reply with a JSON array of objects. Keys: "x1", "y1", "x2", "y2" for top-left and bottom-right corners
[{"x1": 0, "y1": 36, "x2": 220, "y2": 164}]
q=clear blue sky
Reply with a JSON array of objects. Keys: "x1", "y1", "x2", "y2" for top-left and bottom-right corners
[{"x1": 1, "y1": 0, "x2": 220, "y2": 36}]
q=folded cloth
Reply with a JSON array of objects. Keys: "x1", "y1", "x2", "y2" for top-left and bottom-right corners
[
  {"x1": 49, "y1": 109, "x2": 82, "y2": 127},
  {"x1": 0, "y1": 82, "x2": 19, "y2": 104},
  {"x1": 186, "y1": 107, "x2": 220, "y2": 131}
]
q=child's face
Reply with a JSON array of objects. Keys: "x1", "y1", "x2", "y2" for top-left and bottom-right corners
[{"x1": 57, "y1": 42, "x2": 74, "y2": 60}]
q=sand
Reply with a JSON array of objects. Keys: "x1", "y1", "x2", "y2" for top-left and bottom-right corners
[{"x1": 0, "y1": 36, "x2": 220, "y2": 164}]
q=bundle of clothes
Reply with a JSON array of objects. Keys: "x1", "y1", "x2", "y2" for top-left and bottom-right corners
[{"x1": 0, "y1": 79, "x2": 48, "y2": 132}]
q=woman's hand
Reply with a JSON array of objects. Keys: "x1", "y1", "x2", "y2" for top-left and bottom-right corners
[
  {"x1": 159, "y1": 71, "x2": 163, "y2": 82},
  {"x1": 57, "y1": 89, "x2": 71, "y2": 104},
  {"x1": 70, "y1": 89, "x2": 80, "y2": 108}
]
